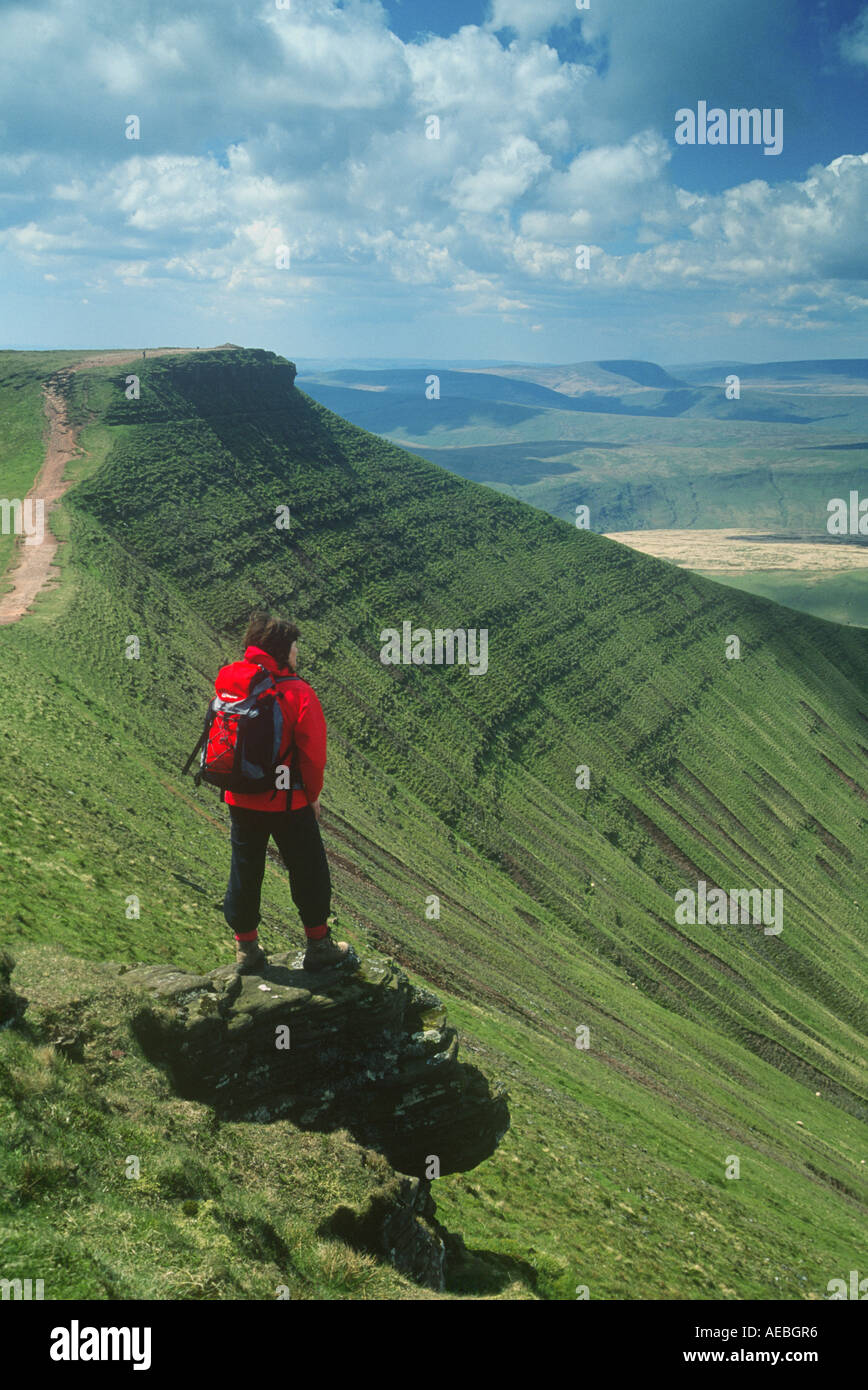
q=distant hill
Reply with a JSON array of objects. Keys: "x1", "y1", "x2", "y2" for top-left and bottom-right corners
[
  {"x1": 466, "y1": 358, "x2": 689, "y2": 395},
  {"x1": 299, "y1": 363, "x2": 821, "y2": 428},
  {"x1": 672, "y1": 360, "x2": 868, "y2": 389},
  {"x1": 297, "y1": 359, "x2": 868, "y2": 601}
]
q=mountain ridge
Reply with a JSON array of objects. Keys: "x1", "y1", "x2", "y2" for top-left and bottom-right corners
[{"x1": 0, "y1": 347, "x2": 865, "y2": 1299}]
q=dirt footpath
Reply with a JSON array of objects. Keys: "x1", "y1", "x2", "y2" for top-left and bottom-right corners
[
  {"x1": 0, "y1": 376, "x2": 81, "y2": 625},
  {"x1": 68, "y1": 346, "x2": 211, "y2": 372},
  {"x1": 0, "y1": 346, "x2": 210, "y2": 626}
]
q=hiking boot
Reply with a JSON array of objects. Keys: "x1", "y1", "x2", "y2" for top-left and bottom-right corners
[
  {"x1": 303, "y1": 931, "x2": 356, "y2": 973},
  {"x1": 235, "y1": 938, "x2": 267, "y2": 975}
]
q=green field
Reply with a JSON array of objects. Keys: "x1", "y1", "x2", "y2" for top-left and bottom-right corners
[
  {"x1": 1, "y1": 349, "x2": 865, "y2": 1300},
  {"x1": 698, "y1": 569, "x2": 868, "y2": 629}
]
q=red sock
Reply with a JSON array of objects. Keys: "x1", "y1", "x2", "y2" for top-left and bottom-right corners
[
  {"x1": 235, "y1": 930, "x2": 259, "y2": 943},
  {"x1": 304, "y1": 922, "x2": 329, "y2": 941}
]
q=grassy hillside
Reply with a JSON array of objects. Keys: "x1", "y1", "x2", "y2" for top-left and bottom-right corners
[{"x1": 0, "y1": 348, "x2": 866, "y2": 1300}]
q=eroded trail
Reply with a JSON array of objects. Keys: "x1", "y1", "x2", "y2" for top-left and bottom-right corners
[
  {"x1": 0, "y1": 347, "x2": 208, "y2": 626},
  {"x1": 0, "y1": 374, "x2": 80, "y2": 626}
]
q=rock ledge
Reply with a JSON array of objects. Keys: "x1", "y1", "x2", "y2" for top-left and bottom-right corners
[{"x1": 124, "y1": 949, "x2": 510, "y2": 1179}]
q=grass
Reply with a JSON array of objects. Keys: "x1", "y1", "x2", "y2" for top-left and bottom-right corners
[
  {"x1": 699, "y1": 568, "x2": 868, "y2": 628},
  {"x1": 0, "y1": 348, "x2": 865, "y2": 1299},
  {"x1": 0, "y1": 946, "x2": 448, "y2": 1299}
]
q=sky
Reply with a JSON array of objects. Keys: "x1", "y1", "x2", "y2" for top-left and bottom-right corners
[{"x1": 1, "y1": 0, "x2": 867, "y2": 364}]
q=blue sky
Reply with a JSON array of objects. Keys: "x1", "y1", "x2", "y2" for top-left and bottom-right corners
[{"x1": 1, "y1": 0, "x2": 867, "y2": 363}]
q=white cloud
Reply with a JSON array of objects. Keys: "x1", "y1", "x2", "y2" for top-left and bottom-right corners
[
  {"x1": 261, "y1": 3, "x2": 410, "y2": 109},
  {"x1": 0, "y1": 0, "x2": 864, "y2": 349},
  {"x1": 840, "y1": 6, "x2": 868, "y2": 66},
  {"x1": 591, "y1": 154, "x2": 868, "y2": 292},
  {"x1": 450, "y1": 135, "x2": 552, "y2": 213},
  {"x1": 531, "y1": 130, "x2": 676, "y2": 240},
  {"x1": 0, "y1": 153, "x2": 36, "y2": 176},
  {"x1": 486, "y1": 0, "x2": 581, "y2": 41},
  {"x1": 404, "y1": 26, "x2": 589, "y2": 133}
]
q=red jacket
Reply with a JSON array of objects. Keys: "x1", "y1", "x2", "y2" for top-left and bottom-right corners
[{"x1": 220, "y1": 645, "x2": 327, "y2": 812}]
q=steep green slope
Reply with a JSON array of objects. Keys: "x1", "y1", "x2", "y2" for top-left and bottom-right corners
[{"x1": 0, "y1": 348, "x2": 865, "y2": 1300}]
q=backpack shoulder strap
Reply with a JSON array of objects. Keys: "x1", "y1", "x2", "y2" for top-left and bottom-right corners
[{"x1": 250, "y1": 663, "x2": 276, "y2": 692}]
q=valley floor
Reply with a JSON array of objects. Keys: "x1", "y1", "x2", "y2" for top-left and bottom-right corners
[{"x1": 605, "y1": 529, "x2": 868, "y2": 627}]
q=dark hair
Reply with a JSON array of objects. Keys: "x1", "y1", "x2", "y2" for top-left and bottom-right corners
[{"x1": 244, "y1": 611, "x2": 300, "y2": 667}]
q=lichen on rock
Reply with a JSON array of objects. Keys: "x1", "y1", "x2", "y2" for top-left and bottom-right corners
[{"x1": 124, "y1": 949, "x2": 510, "y2": 1180}]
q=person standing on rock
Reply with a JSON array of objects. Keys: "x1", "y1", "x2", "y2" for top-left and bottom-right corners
[{"x1": 214, "y1": 612, "x2": 355, "y2": 976}]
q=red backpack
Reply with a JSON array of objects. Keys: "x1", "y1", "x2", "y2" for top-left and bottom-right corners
[{"x1": 184, "y1": 662, "x2": 303, "y2": 797}]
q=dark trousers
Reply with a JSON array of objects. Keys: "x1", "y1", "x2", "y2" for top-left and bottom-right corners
[{"x1": 223, "y1": 804, "x2": 331, "y2": 936}]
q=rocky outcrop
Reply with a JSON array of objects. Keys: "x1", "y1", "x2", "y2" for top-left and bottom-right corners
[
  {"x1": 123, "y1": 950, "x2": 510, "y2": 1180},
  {"x1": 2, "y1": 945, "x2": 507, "y2": 1292},
  {"x1": 2, "y1": 945, "x2": 502, "y2": 1293},
  {"x1": 321, "y1": 1169, "x2": 458, "y2": 1290}
]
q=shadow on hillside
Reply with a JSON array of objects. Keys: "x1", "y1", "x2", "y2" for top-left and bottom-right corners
[
  {"x1": 413, "y1": 438, "x2": 626, "y2": 483},
  {"x1": 445, "y1": 1243, "x2": 542, "y2": 1298}
]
